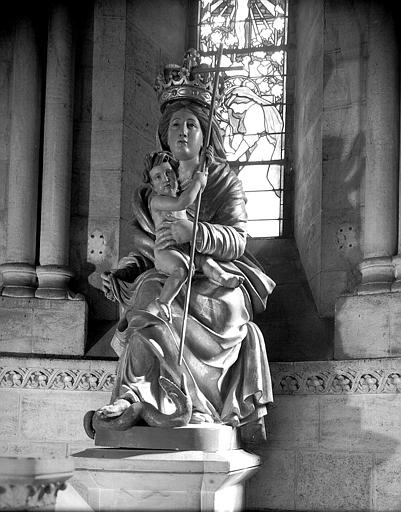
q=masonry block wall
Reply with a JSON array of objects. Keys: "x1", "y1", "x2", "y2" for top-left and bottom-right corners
[
  {"x1": 294, "y1": 0, "x2": 368, "y2": 318},
  {"x1": 246, "y1": 359, "x2": 401, "y2": 512},
  {"x1": 0, "y1": 357, "x2": 115, "y2": 458}
]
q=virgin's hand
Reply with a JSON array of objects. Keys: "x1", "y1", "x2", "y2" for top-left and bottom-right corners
[
  {"x1": 156, "y1": 217, "x2": 194, "y2": 249},
  {"x1": 101, "y1": 270, "x2": 117, "y2": 301},
  {"x1": 101, "y1": 271, "x2": 112, "y2": 296}
]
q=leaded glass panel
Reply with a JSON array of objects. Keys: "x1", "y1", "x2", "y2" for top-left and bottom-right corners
[{"x1": 198, "y1": 0, "x2": 289, "y2": 237}]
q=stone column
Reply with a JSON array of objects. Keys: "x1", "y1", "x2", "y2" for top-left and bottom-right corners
[
  {"x1": 1, "y1": 17, "x2": 42, "y2": 298},
  {"x1": 392, "y1": 43, "x2": 401, "y2": 291},
  {"x1": 358, "y1": 1, "x2": 399, "y2": 294},
  {"x1": 35, "y1": 3, "x2": 75, "y2": 299}
]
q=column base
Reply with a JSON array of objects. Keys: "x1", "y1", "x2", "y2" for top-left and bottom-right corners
[
  {"x1": 391, "y1": 254, "x2": 401, "y2": 291},
  {"x1": 357, "y1": 256, "x2": 394, "y2": 295},
  {"x1": 72, "y1": 447, "x2": 260, "y2": 511},
  {"x1": 35, "y1": 265, "x2": 74, "y2": 299},
  {"x1": 0, "y1": 262, "x2": 37, "y2": 298}
]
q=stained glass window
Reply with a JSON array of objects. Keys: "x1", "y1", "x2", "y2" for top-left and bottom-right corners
[{"x1": 197, "y1": 0, "x2": 289, "y2": 237}]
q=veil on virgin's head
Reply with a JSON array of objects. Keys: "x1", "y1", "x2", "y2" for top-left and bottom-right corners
[{"x1": 157, "y1": 100, "x2": 227, "y2": 162}]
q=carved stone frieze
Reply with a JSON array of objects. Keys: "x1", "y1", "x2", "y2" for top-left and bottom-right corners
[
  {"x1": 0, "y1": 457, "x2": 74, "y2": 511},
  {"x1": 0, "y1": 368, "x2": 115, "y2": 392},
  {"x1": 0, "y1": 361, "x2": 400, "y2": 395},
  {"x1": 272, "y1": 365, "x2": 401, "y2": 395},
  {"x1": 0, "y1": 481, "x2": 65, "y2": 510}
]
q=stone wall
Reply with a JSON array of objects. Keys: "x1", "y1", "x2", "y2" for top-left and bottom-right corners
[
  {"x1": 249, "y1": 238, "x2": 333, "y2": 361},
  {"x1": 294, "y1": 0, "x2": 368, "y2": 318},
  {"x1": 68, "y1": 0, "x2": 188, "y2": 351},
  {"x1": 120, "y1": 0, "x2": 188, "y2": 259},
  {"x1": 247, "y1": 359, "x2": 401, "y2": 511},
  {"x1": 293, "y1": 0, "x2": 324, "y2": 315},
  {"x1": 0, "y1": 356, "x2": 115, "y2": 458},
  {"x1": 2, "y1": 356, "x2": 401, "y2": 511}
]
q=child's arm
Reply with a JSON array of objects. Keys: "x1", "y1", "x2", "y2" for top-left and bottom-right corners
[{"x1": 151, "y1": 172, "x2": 207, "y2": 212}]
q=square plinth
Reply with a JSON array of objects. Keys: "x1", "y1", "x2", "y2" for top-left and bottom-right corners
[
  {"x1": 95, "y1": 424, "x2": 240, "y2": 452},
  {"x1": 0, "y1": 296, "x2": 87, "y2": 356},
  {"x1": 72, "y1": 447, "x2": 260, "y2": 511}
]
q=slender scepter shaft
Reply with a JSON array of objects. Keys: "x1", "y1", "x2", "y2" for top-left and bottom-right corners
[{"x1": 178, "y1": 43, "x2": 224, "y2": 366}]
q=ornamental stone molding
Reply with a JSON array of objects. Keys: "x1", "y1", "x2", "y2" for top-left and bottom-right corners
[
  {"x1": 0, "y1": 367, "x2": 116, "y2": 392},
  {"x1": 0, "y1": 481, "x2": 65, "y2": 510},
  {"x1": 0, "y1": 457, "x2": 74, "y2": 511},
  {"x1": 0, "y1": 359, "x2": 400, "y2": 395}
]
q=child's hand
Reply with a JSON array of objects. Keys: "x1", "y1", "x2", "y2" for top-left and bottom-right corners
[{"x1": 205, "y1": 145, "x2": 214, "y2": 167}]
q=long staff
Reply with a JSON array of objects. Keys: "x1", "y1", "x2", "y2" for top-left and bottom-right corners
[{"x1": 178, "y1": 43, "x2": 224, "y2": 366}]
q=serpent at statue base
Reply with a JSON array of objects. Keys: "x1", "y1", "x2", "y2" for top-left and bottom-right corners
[{"x1": 83, "y1": 375, "x2": 192, "y2": 439}]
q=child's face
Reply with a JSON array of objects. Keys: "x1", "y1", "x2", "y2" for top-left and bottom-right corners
[{"x1": 149, "y1": 162, "x2": 178, "y2": 196}]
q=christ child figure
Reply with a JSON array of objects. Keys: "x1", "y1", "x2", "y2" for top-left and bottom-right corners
[{"x1": 145, "y1": 151, "x2": 243, "y2": 322}]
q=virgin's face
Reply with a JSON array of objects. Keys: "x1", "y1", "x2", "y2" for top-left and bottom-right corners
[{"x1": 167, "y1": 108, "x2": 204, "y2": 161}]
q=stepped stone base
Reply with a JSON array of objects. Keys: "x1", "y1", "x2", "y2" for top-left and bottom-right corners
[
  {"x1": 0, "y1": 296, "x2": 87, "y2": 355},
  {"x1": 72, "y1": 447, "x2": 260, "y2": 512}
]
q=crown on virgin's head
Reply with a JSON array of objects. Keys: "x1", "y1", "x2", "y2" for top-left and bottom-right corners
[{"x1": 154, "y1": 49, "x2": 223, "y2": 112}]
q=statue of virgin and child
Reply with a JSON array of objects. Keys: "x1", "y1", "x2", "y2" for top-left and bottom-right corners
[{"x1": 88, "y1": 50, "x2": 276, "y2": 436}]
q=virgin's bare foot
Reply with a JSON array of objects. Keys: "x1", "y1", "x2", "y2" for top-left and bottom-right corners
[{"x1": 98, "y1": 398, "x2": 130, "y2": 418}]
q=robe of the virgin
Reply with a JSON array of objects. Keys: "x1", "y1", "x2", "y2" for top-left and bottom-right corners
[{"x1": 110, "y1": 161, "x2": 275, "y2": 426}]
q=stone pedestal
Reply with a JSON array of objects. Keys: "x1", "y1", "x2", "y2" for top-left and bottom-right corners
[
  {"x1": 0, "y1": 296, "x2": 87, "y2": 356},
  {"x1": 0, "y1": 457, "x2": 74, "y2": 511},
  {"x1": 72, "y1": 447, "x2": 260, "y2": 512},
  {"x1": 334, "y1": 292, "x2": 401, "y2": 359}
]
